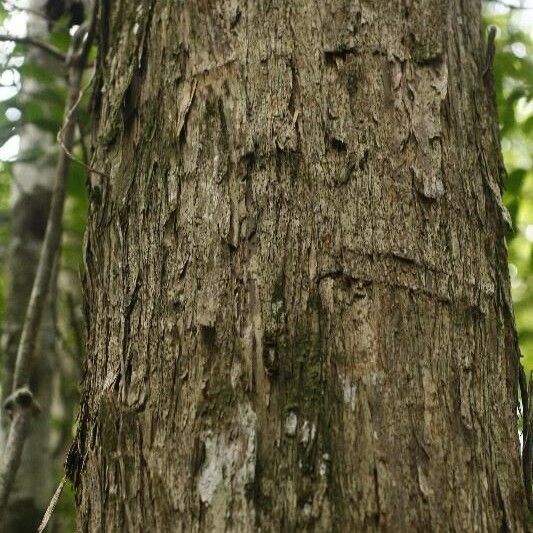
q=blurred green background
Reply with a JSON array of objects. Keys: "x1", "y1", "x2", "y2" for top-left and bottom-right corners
[{"x1": 485, "y1": 1, "x2": 533, "y2": 370}]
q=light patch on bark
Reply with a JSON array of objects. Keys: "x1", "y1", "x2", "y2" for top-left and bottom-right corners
[
  {"x1": 198, "y1": 402, "x2": 257, "y2": 505},
  {"x1": 230, "y1": 359, "x2": 243, "y2": 390},
  {"x1": 420, "y1": 173, "x2": 445, "y2": 200},
  {"x1": 284, "y1": 411, "x2": 297, "y2": 437},
  {"x1": 340, "y1": 374, "x2": 357, "y2": 412},
  {"x1": 319, "y1": 453, "x2": 330, "y2": 478},
  {"x1": 417, "y1": 465, "x2": 434, "y2": 499},
  {"x1": 300, "y1": 419, "x2": 316, "y2": 445}
]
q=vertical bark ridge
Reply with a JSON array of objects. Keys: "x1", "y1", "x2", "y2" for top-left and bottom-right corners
[{"x1": 73, "y1": 1, "x2": 527, "y2": 530}]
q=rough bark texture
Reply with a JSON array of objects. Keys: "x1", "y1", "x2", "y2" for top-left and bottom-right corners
[
  {"x1": 0, "y1": 2, "x2": 58, "y2": 530},
  {"x1": 74, "y1": 0, "x2": 528, "y2": 531}
]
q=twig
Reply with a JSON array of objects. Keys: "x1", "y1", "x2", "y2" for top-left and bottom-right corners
[
  {"x1": 37, "y1": 476, "x2": 66, "y2": 533},
  {"x1": 0, "y1": 34, "x2": 66, "y2": 62},
  {"x1": 0, "y1": 394, "x2": 32, "y2": 517},
  {"x1": 526, "y1": 374, "x2": 533, "y2": 511},
  {"x1": 56, "y1": 65, "x2": 108, "y2": 179},
  {"x1": 0, "y1": 8, "x2": 95, "y2": 521},
  {"x1": 59, "y1": 3, "x2": 108, "y2": 179},
  {"x1": 519, "y1": 364, "x2": 532, "y2": 511},
  {"x1": 12, "y1": 67, "x2": 82, "y2": 397}
]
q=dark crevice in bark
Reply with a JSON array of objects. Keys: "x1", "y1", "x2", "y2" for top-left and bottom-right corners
[{"x1": 74, "y1": 1, "x2": 528, "y2": 530}]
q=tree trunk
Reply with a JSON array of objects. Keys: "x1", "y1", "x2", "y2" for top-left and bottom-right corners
[
  {"x1": 72, "y1": 0, "x2": 528, "y2": 530},
  {"x1": 0, "y1": 1, "x2": 58, "y2": 530}
]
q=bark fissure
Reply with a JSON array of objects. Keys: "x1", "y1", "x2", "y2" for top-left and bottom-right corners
[{"x1": 74, "y1": 1, "x2": 528, "y2": 531}]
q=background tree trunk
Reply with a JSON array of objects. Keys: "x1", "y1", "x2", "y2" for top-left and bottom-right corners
[
  {"x1": 72, "y1": 0, "x2": 528, "y2": 530},
  {"x1": 0, "y1": 1, "x2": 59, "y2": 530}
]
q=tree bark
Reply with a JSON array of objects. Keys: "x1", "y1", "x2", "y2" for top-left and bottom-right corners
[
  {"x1": 73, "y1": 1, "x2": 528, "y2": 530},
  {"x1": 0, "y1": 1, "x2": 58, "y2": 530}
]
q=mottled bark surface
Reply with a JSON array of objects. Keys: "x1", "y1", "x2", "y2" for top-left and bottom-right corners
[{"x1": 73, "y1": 0, "x2": 527, "y2": 530}]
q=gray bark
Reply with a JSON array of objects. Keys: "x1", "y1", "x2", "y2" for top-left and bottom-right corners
[{"x1": 73, "y1": 1, "x2": 528, "y2": 531}]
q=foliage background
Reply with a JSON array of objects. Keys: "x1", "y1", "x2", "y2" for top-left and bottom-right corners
[
  {"x1": 484, "y1": 1, "x2": 533, "y2": 370},
  {"x1": 0, "y1": 3, "x2": 88, "y2": 529}
]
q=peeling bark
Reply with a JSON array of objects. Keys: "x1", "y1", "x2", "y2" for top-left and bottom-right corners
[{"x1": 74, "y1": 1, "x2": 528, "y2": 531}]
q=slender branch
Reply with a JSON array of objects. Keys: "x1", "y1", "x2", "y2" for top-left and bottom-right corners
[
  {"x1": 12, "y1": 72, "x2": 82, "y2": 392},
  {"x1": 37, "y1": 477, "x2": 66, "y2": 533},
  {"x1": 0, "y1": 404, "x2": 31, "y2": 515},
  {"x1": 525, "y1": 373, "x2": 533, "y2": 511},
  {"x1": 57, "y1": 68, "x2": 109, "y2": 179},
  {"x1": 0, "y1": 15, "x2": 94, "y2": 522},
  {"x1": 0, "y1": 34, "x2": 66, "y2": 62},
  {"x1": 519, "y1": 364, "x2": 533, "y2": 511}
]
